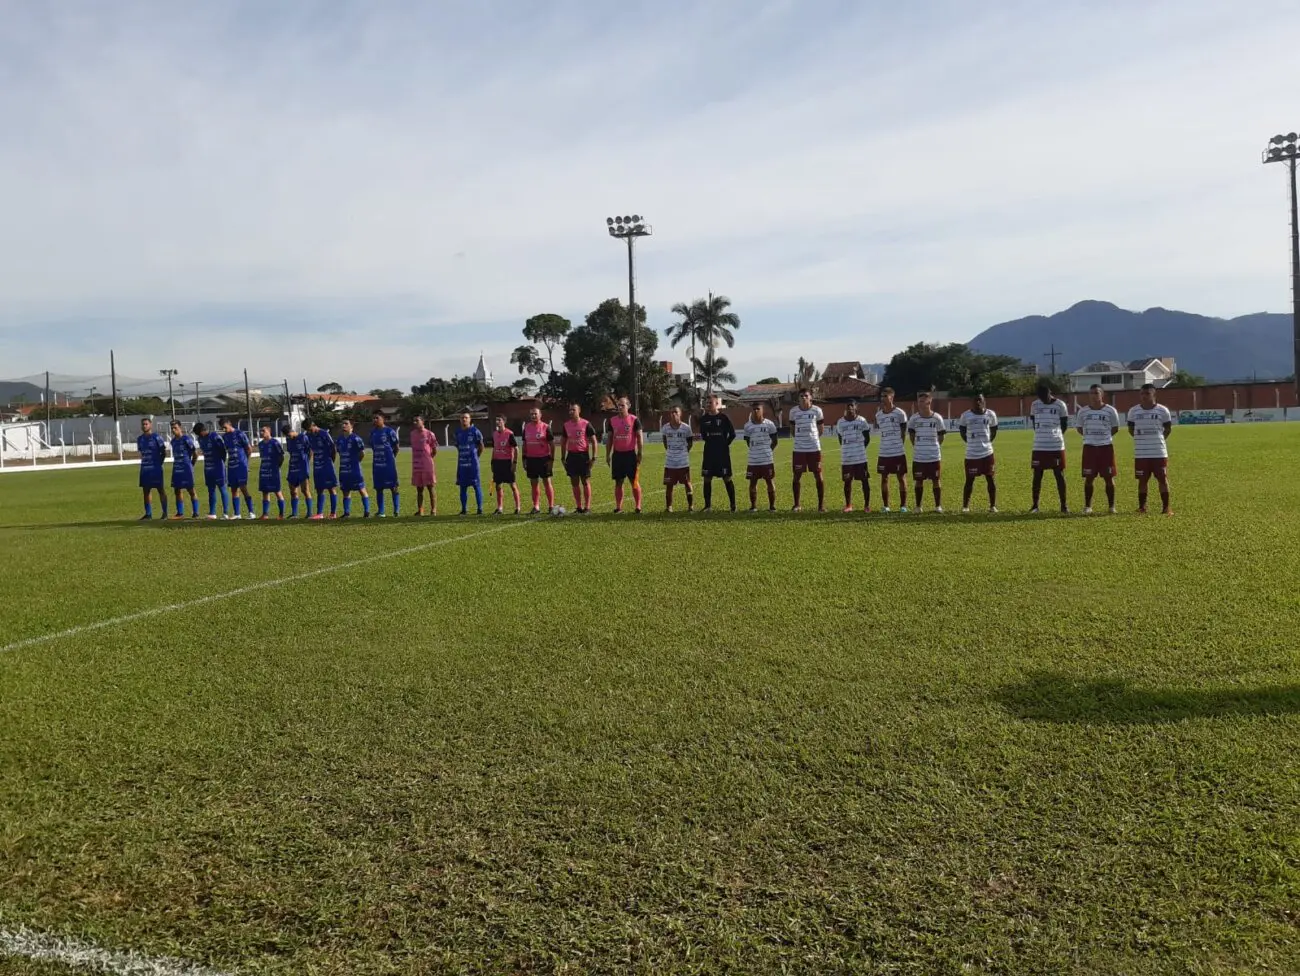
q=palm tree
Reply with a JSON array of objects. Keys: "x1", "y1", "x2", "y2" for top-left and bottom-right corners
[
  {"x1": 796, "y1": 357, "x2": 821, "y2": 390},
  {"x1": 691, "y1": 354, "x2": 737, "y2": 390},
  {"x1": 665, "y1": 301, "x2": 704, "y2": 394},
  {"x1": 667, "y1": 293, "x2": 741, "y2": 400}
]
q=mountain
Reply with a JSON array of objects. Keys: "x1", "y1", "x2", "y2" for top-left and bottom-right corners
[
  {"x1": 968, "y1": 301, "x2": 1293, "y2": 380},
  {"x1": 0, "y1": 381, "x2": 45, "y2": 405}
]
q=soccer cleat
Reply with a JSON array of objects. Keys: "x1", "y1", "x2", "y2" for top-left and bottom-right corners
[
  {"x1": 882, "y1": 506, "x2": 891, "y2": 513},
  {"x1": 1109, "y1": 506, "x2": 1117, "y2": 514},
  {"x1": 1083, "y1": 507, "x2": 1093, "y2": 515},
  {"x1": 138, "y1": 514, "x2": 152, "y2": 521},
  {"x1": 665, "y1": 506, "x2": 673, "y2": 514},
  {"x1": 363, "y1": 513, "x2": 371, "y2": 519},
  {"x1": 843, "y1": 505, "x2": 853, "y2": 513},
  {"x1": 613, "y1": 507, "x2": 623, "y2": 515},
  {"x1": 1137, "y1": 506, "x2": 1147, "y2": 514},
  {"x1": 748, "y1": 506, "x2": 758, "y2": 513},
  {"x1": 899, "y1": 506, "x2": 908, "y2": 513},
  {"x1": 1163, "y1": 508, "x2": 1173, "y2": 516},
  {"x1": 260, "y1": 515, "x2": 270, "y2": 521},
  {"x1": 792, "y1": 505, "x2": 802, "y2": 513},
  {"x1": 378, "y1": 513, "x2": 388, "y2": 519},
  {"x1": 961, "y1": 507, "x2": 970, "y2": 514},
  {"x1": 989, "y1": 506, "x2": 998, "y2": 514},
  {"x1": 171, "y1": 513, "x2": 185, "y2": 521},
  {"x1": 1029, "y1": 507, "x2": 1040, "y2": 514},
  {"x1": 458, "y1": 510, "x2": 467, "y2": 517},
  {"x1": 935, "y1": 506, "x2": 944, "y2": 513},
  {"x1": 308, "y1": 514, "x2": 324, "y2": 521},
  {"x1": 529, "y1": 507, "x2": 541, "y2": 516},
  {"x1": 493, "y1": 508, "x2": 503, "y2": 516}
]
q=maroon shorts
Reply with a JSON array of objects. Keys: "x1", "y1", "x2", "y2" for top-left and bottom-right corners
[
  {"x1": 877, "y1": 454, "x2": 908, "y2": 476},
  {"x1": 913, "y1": 460, "x2": 941, "y2": 481},
  {"x1": 663, "y1": 466, "x2": 691, "y2": 486},
  {"x1": 841, "y1": 462, "x2": 868, "y2": 480},
  {"x1": 1081, "y1": 445, "x2": 1116, "y2": 478},
  {"x1": 793, "y1": 451, "x2": 822, "y2": 474},
  {"x1": 1134, "y1": 458, "x2": 1169, "y2": 479},
  {"x1": 965, "y1": 455, "x2": 995, "y2": 477},
  {"x1": 1032, "y1": 450, "x2": 1066, "y2": 471},
  {"x1": 747, "y1": 464, "x2": 775, "y2": 481}
]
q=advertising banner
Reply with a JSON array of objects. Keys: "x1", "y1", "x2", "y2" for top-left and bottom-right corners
[
  {"x1": 1232, "y1": 408, "x2": 1286, "y2": 423},
  {"x1": 997, "y1": 417, "x2": 1029, "y2": 430},
  {"x1": 1177, "y1": 410, "x2": 1226, "y2": 425}
]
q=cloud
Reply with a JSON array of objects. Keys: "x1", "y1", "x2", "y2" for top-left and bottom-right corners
[{"x1": 1, "y1": 0, "x2": 1297, "y2": 387}]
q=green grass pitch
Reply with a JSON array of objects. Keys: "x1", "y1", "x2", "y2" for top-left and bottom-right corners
[{"x1": 1, "y1": 426, "x2": 1298, "y2": 974}]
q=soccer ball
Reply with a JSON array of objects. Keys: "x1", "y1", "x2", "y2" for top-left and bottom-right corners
[{"x1": 552, "y1": 506, "x2": 567, "y2": 517}]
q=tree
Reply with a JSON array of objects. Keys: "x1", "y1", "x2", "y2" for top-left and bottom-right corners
[
  {"x1": 303, "y1": 398, "x2": 340, "y2": 428},
  {"x1": 692, "y1": 354, "x2": 737, "y2": 390},
  {"x1": 521, "y1": 313, "x2": 572, "y2": 376},
  {"x1": 755, "y1": 376, "x2": 781, "y2": 385},
  {"x1": 511, "y1": 377, "x2": 538, "y2": 396},
  {"x1": 368, "y1": 388, "x2": 403, "y2": 398},
  {"x1": 882, "y1": 343, "x2": 1030, "y2": 397},
  {"x1": 510, "y1": 344, "x2": 547, "y2": 378},
  {"x1": 317, "y1": 381, "x2": 344, "y2": 395},
  {"x1": 796, "y1": 358, "x2": 821, "y2": 390},
  {"x1": 1169, "y1": 369, "x2": 1206, "y2": 388},
  {"x1": 554, "y1": 298, "x2": 661, "y2": 413},
  {"x1": 665, "y1": 301, "x2": 704, "y2": 390}
]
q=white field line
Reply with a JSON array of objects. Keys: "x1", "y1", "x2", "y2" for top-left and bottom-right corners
[
  {"x1": 0, "y1": 520, "x2": 532, "y2": 656},
  {"x1": 0, "y1": 925, "x2": 235, "y2": 975}
]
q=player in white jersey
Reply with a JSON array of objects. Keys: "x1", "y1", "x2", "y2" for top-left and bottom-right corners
[
  {"x1": 906, "y1": 391, "x2": 946, "y2": 512},
  {"x1": 874, "y1": 387, "x2": 909, "y2": 512},
  {"x1": 660, "y1": 406, "x2": 695, "y2": 512},
  {"x1": 742, "y1": 404, "x2": 779, "y2": 512},
  {"x1": 1075, "y1": 384, "x2": 1122, "y2": 514},
  {"x1": 835, "y1": 400, "x2": 871, "y2": 512},
  {"x1": 788, "y1": 389, "x2": 825, "y2": 512},
  {"x1": 958, "y1": 393, "x2": 998, "y2": 513},
  {"x1": 1029, "y1": 383, "x2": 1070, "y2": 514},
  {"x1": 1126, "y1": 383, "x2": 1173, "y2": 515}
]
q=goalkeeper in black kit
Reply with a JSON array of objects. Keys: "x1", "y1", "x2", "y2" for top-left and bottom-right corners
[{"x1": 697, "y1": 393, "x2": 737, "y2": 511}]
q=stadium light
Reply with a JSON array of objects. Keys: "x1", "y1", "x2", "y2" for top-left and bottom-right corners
[
  {"x1": 159, "y1": 369, "x2": 179, "y2": 422},
  {"x1": 1261, "y1": 131, "x2": 1300, "y2": 391},
  {"x1": 605, "y1": 213, "x2": 653, "y2": 417}
]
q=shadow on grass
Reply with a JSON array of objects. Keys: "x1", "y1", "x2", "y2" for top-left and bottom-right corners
[{"x1": 997, "y1": 671, "x2": 1300, "y2": 725}]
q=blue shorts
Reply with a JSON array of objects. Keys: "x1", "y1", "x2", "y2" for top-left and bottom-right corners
[
  {"x1": 259, "y1": 472, "x2": 282, "y2": 493},
  {"x1": 171, "y1": 470, "x2": 195, "y2": 490},
  {"x1": 314, "y1": 466, "x2": 338, "y2": 490},
  {"x1": 203, "y1": 467, "x2": 226, "y2": 488},
  {"x1": 227, "y1": 468, "x2": 249, "y2": 489},
  {"x1": 340, "y1": 470, "x2": 366, "y2": 492},
  {"x1": 372, "y1": 463, "x2": 399, "y2": 490},
  {"x1": 456, "y1": 466, "x2": 481, "y2": 488},
  {"x1": 288, "y1": 468, "x2": 309, "y2": 488},
  {"x1": 139, "y1": 470, "x2": 164, "y2": 489}
]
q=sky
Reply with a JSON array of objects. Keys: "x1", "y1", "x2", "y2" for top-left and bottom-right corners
[{"x1": 1, "y1": 0, "x2": 1298, "y2": 394}]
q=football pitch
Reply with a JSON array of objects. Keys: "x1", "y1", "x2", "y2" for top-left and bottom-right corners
[{"x1": 2, "y1": 426, "x2": 1298, "y2": 975}]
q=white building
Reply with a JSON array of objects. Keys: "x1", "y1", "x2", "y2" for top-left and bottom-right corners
[
  {"x1": 474, "y1": 353, "x2": 493, "y2": 389},
  {"x1": 1068, "y1": 357, "x2": 1176, "y2": 393}
]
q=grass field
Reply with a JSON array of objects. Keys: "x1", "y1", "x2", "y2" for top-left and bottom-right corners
[{"x1": 2, "y1": 426, "x2": 1299, "y2": 975}]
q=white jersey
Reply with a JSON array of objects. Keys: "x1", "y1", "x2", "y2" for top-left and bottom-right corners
[
  {"x1": 743, "y1": 419, "x2": 777, "y2": 465},
  {"x1": 660, "y1": 422, "x2": 693, "y2": 469},
  {"x1": 1076, "y1": 404, "x2": 1121, "y2": 446},
  {"x1": 835, "y1": 416, "x2": 870, "y2": 465},
  {"x1": 907, "y1": 412, "x2": 946, "y2": 463},
  {"x1": 788, "y1": 405, "x2": 824, "y2": 452},
  {"x1": 875, "y1": 406, "x2": 908, "y2": 457},
  {"x1": 1127, "y1": 404, "x2": 1172, "y2": 458},
  {"x1": 1030, "y1": 398, "x2": 1069, "y2": 451},
  {"x1": 958, "y1": 409, "x2": 997, "y2": 460}
]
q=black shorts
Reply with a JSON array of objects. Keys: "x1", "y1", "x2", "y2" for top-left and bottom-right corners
[
  {"x1": 523, "y1": 456, "x2": 553, "y2": 480},
  {"x1": 610, "y1": 450, "x2": 640, "y2": 482},
  {"x1": 701, "y1": 453, "x2": 732, "y2": 479},
  {"x1": 491, "y1": 459, "x2": 516, "y2": 484},
  {"x1": 564, "y1": 453, "x2": 592, "y2": 479}
]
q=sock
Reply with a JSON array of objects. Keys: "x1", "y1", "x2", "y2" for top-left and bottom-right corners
[
  {"x1": 1160, "y1": 490, "x2": 1170, "y2": 511},
  {"x1": 1057, "y1": 476, "x2": 1068, "y2": 510},
  {"x1": 987, "y1": 481, "x2": 996, "y2": 508},
  {"x1": 544, "y1": 482, "x2": 555, "y2": 508},
  {"x1": 343, "y1": 496, "x2": 352, "y2": 516},
  {"x1": 377, "y1": 494, "x2": 386, "y2": 516},
  {"x1": 304, "y1": 495, "x2": 312, "y2": 516},
  {"x1": 685, "y1": 489, "x2": 693, "y2": 510},
  {"x1": 531, "y1": 483, "x2": 541, "y2": 509},
  {"x1": 512, "y1": 487, "x2": 520, "y2": 511},
  {"x1": 262, "y1": 499, "x2": 269, "y2": 517},
  {"x1": 632, "y1": 484, "x2": 642, "y2": 509},
  {"x1": 191, "y1": 498, "x2": 199, "y2": 517},
  {"x1": 725, "y1": 481, "x2": 736, "y2": 510},
  {"x1": 614, "y1": 483, "x2": 624, "y2": 509},
  {"x1": 863, "y1": 481, "x2": 871, "y2": 509},
  {"x1": 144, "y1": 500, "x2": 152, "y2": 518},
  {"x1": 330, "y1": 493, "x2": 338, "y2": 516},
  {"x1": 233, "y1": 497, "x2": 241, "y2": 517},
  {"x1": 460, "y1": 486, "x2": 469, "y2": 512},
  {"x1": 221, "y1": 487, "x2": 230, "y2": 514},
  {"x1": 277, "y1": 498, "x2": 285, "y2": 517},
  {"x1": 816, "y1": 481, "x2": 825, "y2": 508},
  {"x1": 703, "y1": 481, "x2": 713, "y2": 508},
  {"x1": 362, "y1": 495, "x2": 370, "y2": 516},
  {"x1": 292, "y1": 498, "x2": 299, "y2": 517},
  {"x1": 844, "y1": 481, "x2": 853, "y2": 506},
  {"x1": 392, "y1": 492, "x2": 400, "y2": 516},
  {"x1": 161, "y1": 497, "x2": 168, "y2": 517},
  {"x1": 474, "y1": 484, "x2": 483, "y2": 512},
  {"x1": 1084, "y1": 481, "x2": 1094, "y2": 508},
  {"x1": 899, "y1": 483, "x2": 908, "y2": 508},
  {"x1": 1138, "y1": 488, "x2": 1148, "y2": 509},
  {"x1": 1105, "y1": 482, "x2": 1115, "y2": 508},
  {"x1": 317, "y1": 491, "x2": 325, "y2": 514},
  {"x1": 793, "y1": 477, "x2": 802, "y2": 507},
  {"x1": 208, "y1": 487, "x2": 216, "y2": 515}
]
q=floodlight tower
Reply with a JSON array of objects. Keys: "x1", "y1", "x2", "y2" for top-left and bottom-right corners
[
  {"x1": 159, "y1": 369, "x2": 179, "y2": 421},
  {"x1": 606, "y1": 215, "x2": 652, "y2": 417},
  {"x1": 1262, "y1": 132, "x2": 1300, "y2": 391}
]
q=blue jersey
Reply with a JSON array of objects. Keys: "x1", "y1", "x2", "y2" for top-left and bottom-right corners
[
  {"x1": 455, "y1": 426, "x2": 484, "y2": 484},
  {"x1": 170, "y1": 434, "x2": 197, "y2": 488},
  {"x1": 285, "y1": 433, "x2": 312, "y2": 479},
  {"x1": 258, "y1": 437, "x2": 285, "y2": 492},
  {"x1": 201, "y1": 432, "x2": 227, "y2": 485},
  {"x1": 136, "y1": 432, "x2": 167, "y2": 473},
  {"x1": 369, "y1": 426, "x2": 399, "y2": 466},
  {"x1": 308, "y1": 429, "x2": 335, "y2": 470},
  {"x1": 222, "y1": 429, "x2": 251, "y2": 481},
  {"x1": 337, "y1": 432, "x2": 366, "y2": 486}
]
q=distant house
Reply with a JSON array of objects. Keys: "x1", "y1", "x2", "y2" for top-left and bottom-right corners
[
  {"x1": 302, "y1": 393, "x2": 380, "y2": 413},
  {"x1": 1068, "y1": 358, "x2": 1176, "y2": 393},
  {"x1": 734, "y1": 382, "x2": 798, "y2": 406}
]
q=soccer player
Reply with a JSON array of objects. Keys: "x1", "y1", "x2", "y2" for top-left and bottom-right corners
[
  {"x1": 169, "y1": 420, "x2": 199, "y2": 519},
  {"x1": 136, "y1": 418, "x2": 169, "y2": 520},
  {"x1": 661, "y1": 405, "x2": 695, "y2": 512},
  {"x1": 698, "y1": 394, "x2": 736, "y2": 512},
  {"x1": 1076, "y1": 384, "x2": 1121, "y2": 514},
  {"x1": 606, "y1": 396, "x2": 643, "y2": 515},
  {"x1": 875, "y1": 387, "x2": 909, "y2": 513},
  {"x1": 256, "y1": 425, "x2": 286, "y2": 519},
  {"x1": 409, "y1": 415, "x2": 439, "y2": 516},
  {"x1": 490, "y1": 415, "x2": 521, "y2": 515},
  {"x1": 743, "y1": 403, "x2": 779, "y2": 512},
  {"x1": 1029, "y1": 383, "x2": 1070, "y2": 514},
  {"x1": 455, "y1": 412, "x2": 485, "y2": 515},
  {"x1": 521, "y1": 406, "x2": 555, "y2": 515},
  {"x1": 336, "y1": 418, "x2": 371, "y2": 518},
  {"x1": 220, "y1": 419, "x2": 254, "y2": 519},
  {"x1": 307, "y1": 418, "x2": 339, "y2": 519},
  {"x1": 907, "y1": 391, "x2": 946, "y2": 512},
  {"x1": 959, "y1": 393, "x2": 998, "y2": 513},
  {"x1": 195, "y1": 422, "x2": 231, "y2": 519},
  {"x1": 369, "y1": 410, "x2": 401, "y2": 517},
  {"x1": 789, "y1": 389, "x2": 825, "y2": 512},
  {"x1": 835, "y1": 400, "x2": 871, "y2": 512},
  {"x1": 560, "y1": 403, "x2": 598, "y2": 514},
  {"x1": 1127, "y1": 383, "x2": 1174, "y2": 515},
  {"x1": 284, "y1": 422, "x2": 313, "y2": 518}
]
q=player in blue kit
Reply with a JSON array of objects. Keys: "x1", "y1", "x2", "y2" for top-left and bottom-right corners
[
  {"x1": 455, "y1": 412, "x2": 485, "y2": 515},
  {"x1": 307, "y1": 419, "x2": 339, "y2": 519},
  {"x1": 257, "y1": 425, "x2": 286, "y2": 519},
  {"x1": 169, "y1": 420, "x2": 200, "y2": 519},
  {"x1": 220, "y1": 418, "x2": 254, "y2": 519},
  {"x1": 283, "y1": 423, "x2": 313, "y2": 518},
  {"x1": 336, "y1": 418, "x2": 371, "y2": 518},
  {"x1": 369, "y1": 410, "x2": 401, "y2": 517},
  {"x1": 194, "y1": 423, "x2": 231, "y2": 519},
  {"x1": 135, "y1": 418, "x2": 169, "y2": 520}
]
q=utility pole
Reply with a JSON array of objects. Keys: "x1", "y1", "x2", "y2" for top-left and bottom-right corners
[
  {"x1": 1261, "y1": 132, "x2": 1300, "y2": 393},
  {"x1": 1044, "y1": 344, "x2": 1062, "y2": 376},
  {"x1": 44, "y1": 371, "x2": 50, "y2": 430},
  {"x1": 159, "y1": 369, "x2": 179, "y2": 421},
  {"x1": 244, "y1": 369, "x2": 254, "y2": 438},
  {"x1": 192, "y1": 382, "x2": 201, "y2": 423}
]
